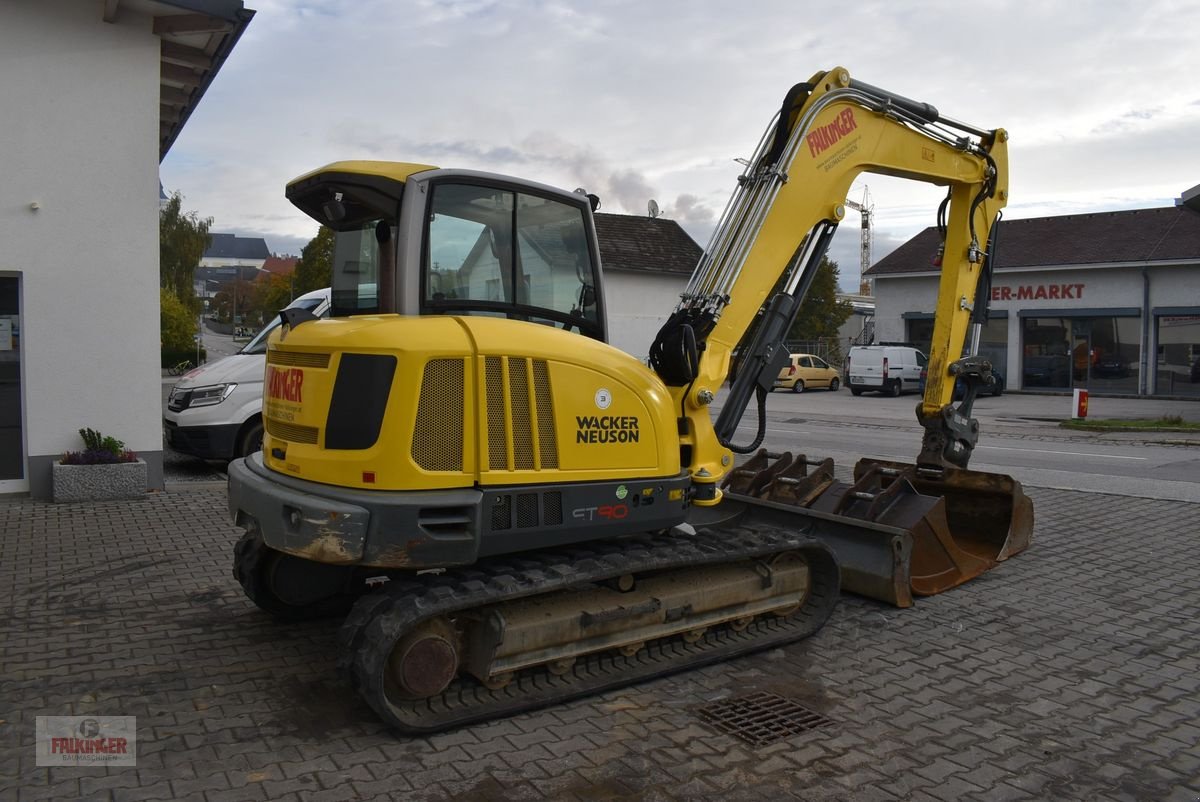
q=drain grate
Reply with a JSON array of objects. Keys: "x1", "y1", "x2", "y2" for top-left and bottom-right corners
[{"x1": 697, "y1": 691, "x2": 834, "y2": 747}]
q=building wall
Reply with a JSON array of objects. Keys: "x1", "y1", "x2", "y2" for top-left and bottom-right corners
[
  {"x1": 874, "y1": 263, "x2": 1200, "y2": 394},
  {"x1": 603, "y1": 270, "x2": 688, "y2": 360},
  {"x1": 0, "y1": 1, "x2": 163, "y2": 495}
]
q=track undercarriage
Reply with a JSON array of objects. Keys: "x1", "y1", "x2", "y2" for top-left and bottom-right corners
[{"x1": 235, "y1": 508, "x2": 840, "y2": 734}]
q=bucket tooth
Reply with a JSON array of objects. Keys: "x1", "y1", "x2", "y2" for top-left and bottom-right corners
[
  {"x1": 762, "y1": 455, "x2": 837, "y2": 507},
  {"x1": 721, "y1": 450, "x2": 793, "y2": 497}
]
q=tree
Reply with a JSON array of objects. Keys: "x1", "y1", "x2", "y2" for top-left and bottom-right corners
[
  {"x1": 293, "y1": 226, "x2": 334, "y2": 295},
  {"x1": 210, "y1": 279, "x2": 258, "y2": 325},
  {"x1": 787, "y1": 256, "x2": 854, "y2": 361},
  {"x1": 253, "y1": 273, "x2": 295, "y2": 325},
  {"x1": 160, "y1": 192, "x2": 212, "y2": 309},
  {"x1": 160, "y1": 288, "x2": 196, "y2": 353}
]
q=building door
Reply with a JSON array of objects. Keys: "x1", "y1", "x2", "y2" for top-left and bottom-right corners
[{"x1": 0, "y1": 275, "x2": 24, "y2": 489}]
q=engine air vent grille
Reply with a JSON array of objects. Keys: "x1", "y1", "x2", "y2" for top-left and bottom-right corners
[
  {"x1": 412, "y1": 359, "x2": 465, "y2": 471},
  {"x1": 516, "y1": 493, "x2": 539, "y2": 528},
  {"x1": 485, "y1": 357, "x2": 508, "y2": 471},
  {"x1": 533, "y1": 360, "x2": 558, "y2": 469},
  {"x1": 509, "y1": 359, "x2": 535, "y2": 471},
  {"x1": 268, "y1": 350, "x2": 330, "y2": 368},
  {"x1": 491, "y1": 495, "x2": 511, "y2": 531},
  {"x1": 483, "y1": 356, "x2": 558, "y2": 472},
  {"x1": 264, "y1": 419, "x2": 319, "y2": 444},
  {"x1": 543, "y1": 491, "x2": 562, "y2": 526}
]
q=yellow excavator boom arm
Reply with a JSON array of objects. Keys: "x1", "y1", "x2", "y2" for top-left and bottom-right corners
[{"x1": 650, "y1": 67, "x2": 1007, "y2": 497}]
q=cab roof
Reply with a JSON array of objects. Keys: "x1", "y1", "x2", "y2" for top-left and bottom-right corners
[{"x1": 285, "y1": 161, "x2": 439, "y2": 230}]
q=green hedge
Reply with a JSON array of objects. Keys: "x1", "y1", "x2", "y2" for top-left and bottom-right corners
[{"x1": 161, "y1": 348, "x2": 207, "y2": 369}]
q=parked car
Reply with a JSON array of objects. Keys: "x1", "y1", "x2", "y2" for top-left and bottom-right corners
[
  {"x1": 774, "y1": 353, "x2": 840, "y2": 393},
  {"x1": 164, "y1": 288, "x2": 331, "y2": 461},
  {"x1": 847, "y1": 345, "x2": 926, "y2": 396},
  {"x1": 1093, "y1": 355, "x2": 1129, "y2": 379}
]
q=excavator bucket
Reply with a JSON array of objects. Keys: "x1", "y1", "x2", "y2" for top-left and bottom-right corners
[{"x1": 722, "y1": 451, "x2": 1034, "y2": 607}]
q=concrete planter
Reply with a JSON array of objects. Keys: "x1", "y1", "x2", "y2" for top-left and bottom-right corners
[{"x1": 52, "y1": 459, "x2": 148, "y2": 503}]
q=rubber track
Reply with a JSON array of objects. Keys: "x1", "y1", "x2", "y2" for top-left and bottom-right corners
[{"x1": 339, "y1": 524, "x2": 840, "y2": 734}]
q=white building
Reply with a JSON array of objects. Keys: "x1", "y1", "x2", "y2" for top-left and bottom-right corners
[
  {"x1": 0, "y1": 0, "x2": 254, "y2": 497},
  {"x1": 864, "y1": 187, "x2": 1200, "y2": 397}
]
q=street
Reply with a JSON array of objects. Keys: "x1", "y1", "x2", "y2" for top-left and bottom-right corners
[
  {"x1": 199, "y1": 325, "x2": 244, "y2": 362},
  {"x1": 162, "y1": 367, "x2": 1200, "y2": 504},
  {"x1": 726, "y1": 387, "x2": 1200, "y2": 503}
]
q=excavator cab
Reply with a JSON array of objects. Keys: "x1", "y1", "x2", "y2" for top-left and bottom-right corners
[{"x1": 286, "y1": 163, "x2": 608, "y2": 342}]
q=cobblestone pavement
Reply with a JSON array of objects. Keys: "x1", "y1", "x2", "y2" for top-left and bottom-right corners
[{"x1": 2, "y1": 485, "x2": 1198, "y2": 802}]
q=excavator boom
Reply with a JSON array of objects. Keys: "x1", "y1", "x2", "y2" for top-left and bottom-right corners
[{"x1": 667, "y1": 68, "x2": 1031, "y2": 604}]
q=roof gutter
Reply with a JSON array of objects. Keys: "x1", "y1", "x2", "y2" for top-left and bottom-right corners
[{"x1": 872, "y1": 257, "x2": 1199, "y2": 280}]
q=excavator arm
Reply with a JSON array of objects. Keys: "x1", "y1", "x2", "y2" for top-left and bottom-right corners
[{"x1": 650, "y1": 67, "x2": 1008, "y2": 495}]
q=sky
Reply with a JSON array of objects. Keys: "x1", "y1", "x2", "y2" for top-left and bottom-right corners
[{"x1": 161, "y1": 0, "x2": 1200, "y2": 292}]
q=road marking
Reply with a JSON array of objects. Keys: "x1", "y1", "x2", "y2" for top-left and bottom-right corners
[
  {"x1": 736, "y1": 426, "x2": 811, "y2": 436},
  {"x1": 976, "y1": 444, "x2": 1146, "y2": 461}
]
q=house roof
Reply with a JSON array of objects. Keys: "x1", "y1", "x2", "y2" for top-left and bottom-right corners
[
  {"x1": 102, "y1": 1, "x2": 255, "y2": 161},
  {"x1": 867, "y1": 203, "x2": 1200, "y2": 278},
  {"x1": 204, "y1": 233, "x2": 271, "y2": 260},
  {"x1": 594, "y1": 213, "x2": 702, "y2": 276},
  {"x1": 261, "y1": 256, "x2": 298, "y2": 277}
]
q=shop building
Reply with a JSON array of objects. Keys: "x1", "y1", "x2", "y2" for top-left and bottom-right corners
[{"x1": 865, "y1": 186, "x2": 1200, "y2": 397}]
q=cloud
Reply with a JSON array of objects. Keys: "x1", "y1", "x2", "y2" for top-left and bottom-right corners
[
  {"x1": 161, "y1": 1, "x2": 1200, "y2": 274},
  {"x1": 669, "y1": 194, "x2": 717, "y2": 242}
]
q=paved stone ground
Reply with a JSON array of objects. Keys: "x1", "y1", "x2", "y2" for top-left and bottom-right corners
[{"x1": 2, "y1": 485, "x2": 1198, "y2": 802}]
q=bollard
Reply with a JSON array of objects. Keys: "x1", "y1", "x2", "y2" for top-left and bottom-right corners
[{"x1": 1071, "y1": 388, "x2": 1089, "y2": 419}]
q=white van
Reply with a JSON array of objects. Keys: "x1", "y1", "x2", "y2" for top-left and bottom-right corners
[
  {"x1": 164, "y1": 288, "x2": 331, "y2": 460},
  {"x1": 847, "y1": 345, "x2": 927, "y2": 397}
]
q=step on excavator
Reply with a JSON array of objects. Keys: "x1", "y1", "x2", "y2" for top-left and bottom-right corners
[{"x1": 228, "y1": 67, "x2": 1033, "y2": 733}]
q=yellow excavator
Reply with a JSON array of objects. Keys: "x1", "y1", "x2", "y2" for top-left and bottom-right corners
[{"x1": 228, "y1": 67, "x2": 1032, "y2": 732}]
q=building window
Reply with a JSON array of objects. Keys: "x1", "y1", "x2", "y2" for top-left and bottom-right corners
[
  {"x1": 905, "y1": 318, "x2": 933, "y2": 355},
  {"x1": 1155, "y1": 315, "x2": 1200, "y2": 397},
  {"x1": 906, "y1": 316, "x2": 1008, "y2": 383},
  {"x1": 1022, "y1": 316, "x2": 1139, "y2": 393}
]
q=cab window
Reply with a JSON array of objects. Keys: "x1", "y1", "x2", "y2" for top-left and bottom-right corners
[
  {"x1": 330, "y1": 223, "x2": 385, "y2": 317},
  {"x1": 423, "y1": 183, "x2": 603, "y2": 339}
]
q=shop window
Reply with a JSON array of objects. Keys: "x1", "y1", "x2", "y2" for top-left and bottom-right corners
[
  {"x1": 1022, "y1": 315, "x2": 1139, "y2": 393},
  {"x1": 1022, "y1": 318, "x2": 1071, "y2": 389},
  {"x1": 1155, "y1": 315, "x2": 1200, "y2": 397}
]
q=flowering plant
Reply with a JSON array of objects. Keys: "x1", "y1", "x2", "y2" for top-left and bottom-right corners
[{"x1": 60, "y1": 428, "x2": 138, "y2": 465}]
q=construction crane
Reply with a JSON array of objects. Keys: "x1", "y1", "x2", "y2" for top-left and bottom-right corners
[{"x1": 845, "y1": 186, "x2": 873, "y2": 295}]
